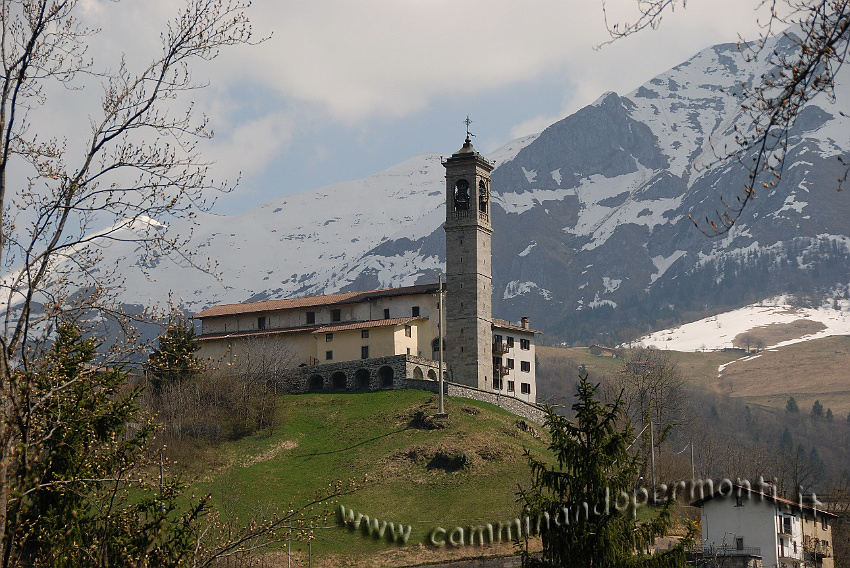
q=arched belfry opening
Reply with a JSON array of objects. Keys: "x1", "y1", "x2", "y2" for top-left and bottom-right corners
[
  {"x1": 454, "y1": 179, "x2": 470, "y2": 211},
  {"x1": 478, "y1": 179, "x2": 488, "y2": 214}
]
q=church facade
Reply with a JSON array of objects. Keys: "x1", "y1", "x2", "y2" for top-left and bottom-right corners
[{"x1": 195, "y1": 135, "x2": 538, "y2": 403}]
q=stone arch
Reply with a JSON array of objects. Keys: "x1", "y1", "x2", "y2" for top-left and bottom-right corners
[
  {"x1": 432, "y1": 337, "x2": 446, "y2": 355},
  {"x1": 354, "y1": 368, "x2": 370, "y2": 390},
  {"x1": 454, "y1": 179, "x2": 470, "y2": 211},
  {"x1": 413, "y1": 366, "x2": 424, "y2": 380},
  {"x1": 378, "y1": 366, "x2": 394, "y2": 389},
  {"x1": 331, "y1": 371, "x2": 347, "y2": 390},
  {"x1": 308, "y1": 375, "x2": 324, "y2": 392},
  {"x1": 427, "y1": 369, "x2": 437, "y2": 381}
]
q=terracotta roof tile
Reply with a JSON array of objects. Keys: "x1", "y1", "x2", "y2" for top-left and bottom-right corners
[
  {"x1": 492, "y1": 318, "x2": 541, "y2": 334},
  {"x1": 194, "y1": 283, "x2": 441, "y2": 319},
  {"x1": 314, "y1": 317, "x2": 422, "y2": 334},
  {"x1": 195, "y1": 325, "x2": 318, "y2": 341}
]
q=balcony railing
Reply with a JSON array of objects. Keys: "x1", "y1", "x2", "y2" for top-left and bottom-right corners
[
  {"x1": 493, "y1": 341, "x2": 509, "y2": 354},
  {"x1": 494, "y1": 364, "x2": 510, "y2": 377},
  {"x1": 692, "y1": 545, "x2": 761, "y2": 558},
  {"x1": 804, "y1": 540, "x2": 832, "y2": 557},
  {"x1": 779, "y1": 525, "x2": 792, "y2": 536}
]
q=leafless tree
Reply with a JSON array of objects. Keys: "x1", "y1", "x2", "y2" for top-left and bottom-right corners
[
  {"x1": 0, "y1": 0, "x2": 261, "y2": 563},
  {"x1": 601, "y1": 0, "x2": 850, "y2": 235}
]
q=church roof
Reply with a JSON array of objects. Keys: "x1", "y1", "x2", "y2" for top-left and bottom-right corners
[{"x1": 195, "y1": 282, "x2": 442, "y2": 319}]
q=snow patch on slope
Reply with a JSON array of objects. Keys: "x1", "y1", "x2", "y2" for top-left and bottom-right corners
[{"x1": 633, "y1": 297, "x2": 850, "y2": 352}]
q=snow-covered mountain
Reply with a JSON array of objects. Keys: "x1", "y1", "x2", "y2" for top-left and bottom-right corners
[{"x1": 103, "y1": 31, "x2": 850, "y2": 342}]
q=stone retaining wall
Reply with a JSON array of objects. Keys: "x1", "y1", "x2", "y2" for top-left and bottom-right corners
[{"x1": 402, "y1": 379, "x2": 546, "y2": 424}]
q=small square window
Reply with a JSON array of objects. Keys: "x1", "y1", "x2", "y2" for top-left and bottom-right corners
[
  {"x1": 325, "y1": 350, "x2": 333, "y2": 361},
  {"x1": 383, "y1": 308, "x2": 390, "y2": 319},
  {"x1": 361, "y1": 329, "x2": 369, "y2": 339},
  {"x1": 507, "y1": 380, "x2": 515, "y2": 392},
  {"x1": 521, "y1": 361, "x2": 531, "y2": 372},
  {"x1": 326, "y1": 333, "x2": 333, "y2": 342},
  {"x1": 361, "y1": 346, "x2": 369, "y2": 359},
  {"x1": 258, "y1": 316, "x2": 266, "y2": 330},
  {"x1": 331, "y1": 309, "x2": 341, "y2": 322},
  {"x1": 506, "y1": 358, "x2": 515, "y2": 369},
  {"x1": 412, "y1": 306, "x2": 420, "y2": 317},
  {"x1": 306, "y1": 311, "x2": 315, "y2": 324},
  {"x1": 521, "y1": 383, "x2": 531, "y2": 394},
  {"x1": 405, "y1": 325, "x2": 412, "y2": 338},
  {"x1": 520, "y1": 338, "x2": 530, "y2": 350}
]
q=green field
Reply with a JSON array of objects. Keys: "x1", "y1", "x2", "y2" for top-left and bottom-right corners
[{"x1": 189, "y1": 390, "x2": 550, "y2": 566}]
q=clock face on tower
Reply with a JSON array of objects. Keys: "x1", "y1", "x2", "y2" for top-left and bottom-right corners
[{"x1": 454, "y1": 179, "x2": 470, "y2": 211}]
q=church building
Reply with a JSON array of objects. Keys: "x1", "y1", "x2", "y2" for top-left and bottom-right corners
[{"x1": 194, "y1": 134, "x2": 539, "y2": 402}]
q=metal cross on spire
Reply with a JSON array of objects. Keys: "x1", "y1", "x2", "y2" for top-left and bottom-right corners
[{"x1": 464, "y1": 115, "x2": 475, "y2": 141}]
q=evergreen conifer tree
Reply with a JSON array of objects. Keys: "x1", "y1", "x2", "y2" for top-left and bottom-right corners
[
  {"x1": 147, "y1": 314, "x2": 203, "y2": 393},
  {"x1": 7, "y1": 321, "x2": 208, "y2": 565},
  {"x1": 518, "y1": 375, "x2": 692, "y2": 567}
]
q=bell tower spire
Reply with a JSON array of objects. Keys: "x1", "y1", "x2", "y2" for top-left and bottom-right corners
[{"x1": 443, "y1": 120, "x2": 494, "y2": 390}]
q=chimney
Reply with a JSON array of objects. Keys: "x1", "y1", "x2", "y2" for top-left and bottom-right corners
[{"x1": 521, "y1": 317, "x2": 529, "y2": 330}]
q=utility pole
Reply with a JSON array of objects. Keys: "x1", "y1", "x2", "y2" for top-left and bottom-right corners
[
  {"x1": 437, "y1": 275, "x2": 446, "y2": 416},
  {"x1": 649, "y1": 419, "x2": 656, "y2": 503}
]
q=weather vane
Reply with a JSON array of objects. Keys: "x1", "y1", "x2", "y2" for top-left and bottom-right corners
[{"x1": 464, "y1": 115, "x2": 475, "y2": 140}]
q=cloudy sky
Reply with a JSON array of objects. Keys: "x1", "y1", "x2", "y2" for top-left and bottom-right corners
[{"x1": 76, "y1": 0, "x2": 778, "y2": 214}]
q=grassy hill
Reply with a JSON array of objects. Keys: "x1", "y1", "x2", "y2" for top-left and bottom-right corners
[
  {"x1": 539, "y1": 335, "x2": 850, "y2": 416},
  {"x1": 184, "y1": 390, "x2": 550, "y2": 567}
]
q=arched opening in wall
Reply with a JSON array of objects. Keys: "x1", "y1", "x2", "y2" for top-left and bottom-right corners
[
  {"x1": 431, "y1": 337, "x2": 446, "y2": 357},
  {"x1": 331, "y1": 371, "x2": 347, "y2": 391},
  {"x1": 479, "y1": 180, "x2": 488, "y2": 213},
  {"x1": 378, "y1": 366, "x2": 394, "y2": 389},
  {"x1": 308, "y1": 375, "x2": 324, "y2": 392},
  {"x1": 413, "y1": 367, "x2": 424, "y2": 380},
  {"x1": 355, "y1": 369, "x2": 370, "y2": 390},
  {"x1": 454, "y1": 179, "x2": 470, "y2": 211},
  {"x1": 427, "y1": 369, "x2": 437, "y2": 381}
]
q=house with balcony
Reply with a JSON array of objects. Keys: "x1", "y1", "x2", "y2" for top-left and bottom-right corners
[{"x1": 692, "y1": 483, "x2": 837, "y2": 568}]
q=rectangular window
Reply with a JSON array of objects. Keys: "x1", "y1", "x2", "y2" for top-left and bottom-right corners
[
  {"x1": 521, "y1": 383, "x2": 531, "y2": 394},
  {"x1": 383, "y1": 308, "x2": 390, "y2": 319},
  {"x1": 405, "y1": 325, "x2": 412, "y2": 338},
  {"x1": 361, "y1": 346, "x2": 369, "y2": 359},
  {"x1": 331, "y1": 309, "x2": 341, "y2": 322},
  {"x1": 361, "y1": 329, "x2": 369, "y2": 339},
  {"x1": 325, "y1": 350, "x2": 333, "y2": 361},
  {"x1": 521, "y1": 361, "x2": 531, "y2": 372},
  {"x1": 506, "y1": 358, "x2": 515, "y2": 369},
  {"x1": 506, "y1": 336, "x2": 514, "y2": 348},
  {"x1": 306, "y1": 311, "x2": 315, "y2": 324},
  {"x1": 406, "y1": 347, "x2": 411, "y2": 355},
  {"x1": 412, "y1": 306, "x2": 420, "y2": 317},
  {"x1": 507, "y1": 380, "x2": 515, "y2": 392},
  {"x1": 493, "y1": 378, "x2": 502, "y2": 390},
  {"x1": 494, "y1": 334, "x2": 502, "y2": 344},
  {"x1": 326, "y1": 333, "x2": 333, "y2": 342},
  {"x1": 735, "y1": 537, "x2": 744, "y2": 551},
  {"x1": 257, "y1": 316, "x2": 266, "y2": 330},
  {"x1": 520, "y1": 338, "x2": 530, "y2": 350},
  {"x1": 493, "y1": 356, "x2": 502, "y2": 365}
]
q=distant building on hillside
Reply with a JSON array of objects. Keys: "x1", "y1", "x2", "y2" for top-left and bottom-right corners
[
  {"x1": 589, "y1": 344, "x2": 620, "y2": 358},
  {"x1": 195, "y1": 134, "x2": 540, "y2": 402}
]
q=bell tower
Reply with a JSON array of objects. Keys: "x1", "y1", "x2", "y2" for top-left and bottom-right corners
[{"x1": 443, "y1": 124, "x2": 494, "y2": 390}]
